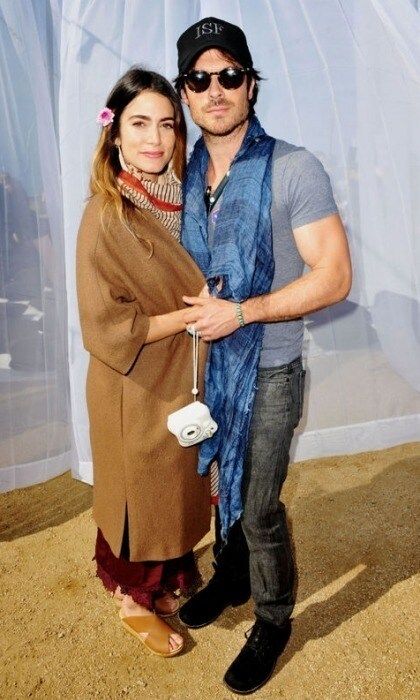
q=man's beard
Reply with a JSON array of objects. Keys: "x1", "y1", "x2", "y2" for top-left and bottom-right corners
[{"x1": 196, "y1": 98, "x2": 249, "y2": 137}]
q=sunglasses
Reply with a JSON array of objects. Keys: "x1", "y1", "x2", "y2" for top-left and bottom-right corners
[{"x1": 183, "y1": 67, "x2": 250, "y2": 93}]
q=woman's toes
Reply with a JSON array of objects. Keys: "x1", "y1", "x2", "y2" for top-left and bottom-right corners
[{"x1": 169, "y1": 633, "x2": 183, "y2": 651}]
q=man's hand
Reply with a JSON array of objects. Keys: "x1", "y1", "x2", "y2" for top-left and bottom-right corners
[
  {"x1": 183, "y1": 214, "x2": 351, "y2": 339},
  {"x1": 183, "y1": 296, "x2": 239, "y2": 341}
]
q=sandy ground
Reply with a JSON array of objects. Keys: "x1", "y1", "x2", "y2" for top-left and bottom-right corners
[{"x1": 0, "y1": 442, "x2": 419, "y2": 700}]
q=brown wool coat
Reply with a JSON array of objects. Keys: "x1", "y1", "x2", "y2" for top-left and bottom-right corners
[{"x1": 76, "y1": 194, "x2": 210, "y2": 561}]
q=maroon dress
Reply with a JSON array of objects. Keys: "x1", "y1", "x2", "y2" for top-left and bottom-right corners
[{"x1": 95, "y1": 528, "x2": 200, "y2": 609}]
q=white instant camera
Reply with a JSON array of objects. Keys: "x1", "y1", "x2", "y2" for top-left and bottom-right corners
[{"x1": 167, "y1": 400, "x2": 218, "y2": 447}]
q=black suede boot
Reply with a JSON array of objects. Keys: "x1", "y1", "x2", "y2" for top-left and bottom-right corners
[
  {"x1": 178, "y1": 572, "x2": 251, "y2": 629},
  {"x1": 223, "y1": 618, "x2": 292, "y2": 694}
]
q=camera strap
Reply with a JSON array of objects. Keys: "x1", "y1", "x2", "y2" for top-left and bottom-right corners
[{"x1": 192, "y1": 329, "x2": 199, "y2": 401}]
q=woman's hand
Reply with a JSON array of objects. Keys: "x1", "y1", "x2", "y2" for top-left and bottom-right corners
[{"x1": 199, "y1": 284, "x2": 210, "y2": 298}]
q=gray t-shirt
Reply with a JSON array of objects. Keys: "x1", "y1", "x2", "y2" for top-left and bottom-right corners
[{"x1": 207, "y1": 139, "x2": 338, "y2": 367}]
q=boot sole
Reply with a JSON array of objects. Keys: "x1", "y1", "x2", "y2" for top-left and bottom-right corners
[{"x1": 223, "y1": 660, "x2": 277, "y2": 695}]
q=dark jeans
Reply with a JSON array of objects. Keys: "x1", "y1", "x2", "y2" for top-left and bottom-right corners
[{"x1": 213, "y1": 356, "x2": 306, "y2": 627}]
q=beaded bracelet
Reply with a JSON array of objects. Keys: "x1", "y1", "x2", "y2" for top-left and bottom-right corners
[{"x1": 235, "y1": 302, "x2": 245, "y2": 327}]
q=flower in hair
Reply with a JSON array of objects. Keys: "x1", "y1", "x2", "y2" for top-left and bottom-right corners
[{"x1": 96, "y1": 107, "x2": 115, "y2": 127}]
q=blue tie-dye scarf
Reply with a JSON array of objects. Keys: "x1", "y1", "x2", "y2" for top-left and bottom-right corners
[{"x1": 182, "y1": 116, "x2": 275, "y2": 538}]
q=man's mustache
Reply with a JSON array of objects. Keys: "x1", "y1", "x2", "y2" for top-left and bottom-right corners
[{"x1": 205, "y1": 98, "x2": 231, "y2": 110}]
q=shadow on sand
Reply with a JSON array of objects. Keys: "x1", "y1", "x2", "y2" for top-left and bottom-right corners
[
  {"x1": 0, "y1": 470, "x2": 92, "y2": 541},
  {"x1": 193, "y1": 453, "x2": 419, "y2": 679}
]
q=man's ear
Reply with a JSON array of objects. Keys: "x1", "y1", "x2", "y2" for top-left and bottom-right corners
[
  {"x1": 181, "y1": 88, "x2": 189, "y2": 106},
  {"x1": 247, "y1": 78, "x2": 255, "y2": 102}
]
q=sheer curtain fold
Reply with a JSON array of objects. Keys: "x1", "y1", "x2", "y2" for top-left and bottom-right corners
[
  {"x1": 0, "y1": 0, "x2": 73, "y2": 492},
  {"x1": 1, "y1": 1, "x2": 418, "y2": 491}
]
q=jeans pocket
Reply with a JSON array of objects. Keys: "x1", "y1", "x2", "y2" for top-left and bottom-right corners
[
  {"x1": 290, "y1": 367, "x2": 306, "y2": 428},
  {"x1": 298, "y1": 369, "x2": 306, "y2": 421}
]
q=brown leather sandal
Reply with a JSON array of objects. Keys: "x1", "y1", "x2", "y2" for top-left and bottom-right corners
[{"x1": 119, "y1": 609, "x2": 184, "y2": 657}]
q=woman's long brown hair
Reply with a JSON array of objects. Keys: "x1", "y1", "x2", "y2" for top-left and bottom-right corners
[{"x1": 90, "y1": 66, "x2": 187, "y2": 227}]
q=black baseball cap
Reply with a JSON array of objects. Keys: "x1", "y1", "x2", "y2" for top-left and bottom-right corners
[{"x1": 177, "y1": 17, "x2": 253, "y2": 75}]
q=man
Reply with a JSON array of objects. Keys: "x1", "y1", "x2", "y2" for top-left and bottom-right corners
[{"x1": 175, "y1": 17, "x2": 352, "y2": 695}]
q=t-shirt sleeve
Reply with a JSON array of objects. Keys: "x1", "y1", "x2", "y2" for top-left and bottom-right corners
[{"x1": 284, "y1": 149, "x2": 338, "y2": 230}]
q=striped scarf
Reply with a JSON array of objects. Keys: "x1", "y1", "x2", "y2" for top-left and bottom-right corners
[{"x1": 117, "y1": 160, "x2": 182, "y2": 240}]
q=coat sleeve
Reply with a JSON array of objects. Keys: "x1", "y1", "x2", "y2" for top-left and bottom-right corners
[{"x1": 76, "y1": 199, "x2": 150, "y2": 375}]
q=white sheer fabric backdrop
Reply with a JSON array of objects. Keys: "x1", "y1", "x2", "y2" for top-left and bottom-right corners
[
  {"x1": 1, "y1": 2, "x2": 417, "y2": 494},
  {"x1": 63, "y1": 0, "x2": 419, "y2": 483},
  {"x1": 0, "y1": 0, "x2": 73, "y2": 492}
]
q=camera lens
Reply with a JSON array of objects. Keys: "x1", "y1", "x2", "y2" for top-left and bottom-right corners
[{"x1": 180, "y1": 424, "x2": 202, "y2": 442}]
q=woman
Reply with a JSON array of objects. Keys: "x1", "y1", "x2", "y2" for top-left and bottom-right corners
[{"x1": 76, "y1": 67, "x2": 210, "y2": 657}]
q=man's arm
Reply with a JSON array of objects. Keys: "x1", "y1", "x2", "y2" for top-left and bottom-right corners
[{"x1": 183, "y1": 213, "x2": 352, "y2": 341}]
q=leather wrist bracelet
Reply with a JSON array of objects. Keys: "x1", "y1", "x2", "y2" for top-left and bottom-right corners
[{"x1": 235, "y1": 302, "x2": 245, "y2": 327}]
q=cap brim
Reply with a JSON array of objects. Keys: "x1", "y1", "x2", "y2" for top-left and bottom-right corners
[{"x1": 179, "y1": 39, "x2": 244, "y2": 75}]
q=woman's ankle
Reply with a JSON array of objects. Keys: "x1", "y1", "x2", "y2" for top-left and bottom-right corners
[{"x1": 121, "y1": 594, "x2": 150, "y2": 615}]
